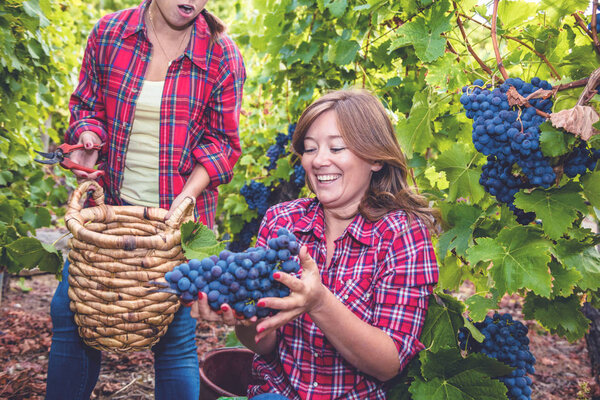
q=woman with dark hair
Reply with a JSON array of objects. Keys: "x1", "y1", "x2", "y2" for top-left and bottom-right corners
[
  {"x1": 45, "y1": 1, "x2": 245, "y2": 399},
  {"x1": 193, "y1": 89, "x2": 438, "y2": 399}
]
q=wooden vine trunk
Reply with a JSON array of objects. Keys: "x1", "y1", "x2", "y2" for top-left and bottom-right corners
[{"x1": 65, "y1": 181, "x2": 194, "y2": 353}]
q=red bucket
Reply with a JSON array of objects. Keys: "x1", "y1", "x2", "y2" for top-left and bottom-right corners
[{"x1": 199, "y1": 347, "x2": 261, "y2": 400}]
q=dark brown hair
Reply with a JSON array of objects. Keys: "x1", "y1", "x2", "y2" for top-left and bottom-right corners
[
  {"x1": 201, "y1": 9, "x2": 226, "y2": 42},
  {"x1": 291, "y1": 89, "x2": 438, "y2": 230}
]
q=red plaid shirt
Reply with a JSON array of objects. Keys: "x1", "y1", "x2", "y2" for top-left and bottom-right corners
[
  {"x1": 65, "y1": 0, "x2": 245, "y2": 227},
  {"x1": 249, "y1": 198, "x2": 438, "y2": 399}
]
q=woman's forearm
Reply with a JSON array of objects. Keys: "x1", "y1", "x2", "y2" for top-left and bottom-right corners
[
  {"x1": 181, "y1": 163, "x2": 210, "y2": 198},
  {"x1": 309, "y1": 289, "x2": 401, "y2": 381}
]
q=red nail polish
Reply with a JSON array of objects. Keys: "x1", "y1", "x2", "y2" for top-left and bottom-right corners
[
  {"x1": 221, "y1": 305, "x2": 228, "y2": 311},
  {"x1": 273, "y1": 272, "x2": 281, "y2": 279},
  {"x1": 257, "y1": 326, "x2": 265, "y2": 333},
  {"x1": 197, "y1": 292, "x2": 203, "y2": 300},
  {"x1": 257, "y1": 301, "x2": 265, "y2": 307}
]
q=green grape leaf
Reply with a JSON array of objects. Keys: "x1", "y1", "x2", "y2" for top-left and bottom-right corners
[
  {"x1": 419, "y1": 348, "x2": 513, "y2": 381},
  {"x1": 582, "y1": 171, "x2": 600, "y2": 209},
  {"x1": 409, "y1": 373, "x2": 508, "y2": 400},
  {"x1": 462, "y1": 318, "x2": 485, "y2": 343},
  {"x1": 425, "y1": 53, "x2": 469, "y2": 92},
  {"x1": 539, "y1": 122, "x2": 576, "y2": 157},
  {"x1": 22, "y1": 206, "x2": 51, "y2": 229},
  {"x1": 465, "y1": 292, "x2": 500, "y2": 322},
  {"x1": 466, "y1": 227, "x2": 553, "y2": 297},
  {"x1": 553, "y1": 240, "x2": 600, "y2": 291},
  {"x1": 5, "y1": 237, "x2": 62, "y2": 276},
  {"x1": 437, "y1": 256, "x2": 464, "y2": 291},
  {"x1": 410, "y1": 349, "x2": 511, "y2": 400},
  {"x1": 497, "y1": 0, "x2": 538, "y2": 29},
  {"x1": 329, "y1": 39, "x2": 360, "y2": 66},
  {"x1": 389, "y1": 3, "x2": 452, "y2": 62},
  {"x1": 436, "y1": 143, "x2": 485, "y2": 203},
  {"x1": 537, "y1": 0, "x2": 590, "y2": 25},
  {"x1": 548, "y1": 260, "x2": 581, "y2": 298},
  {"x1": 437, "y1": 203, "x2": 483, "y2": 260},
  {"x1": 325, "y1": 0, "x2": 348, "y2": 17},
  {"x1": 181, "y1": 221, "x2": 225, "y2": 260},
  {"x1": 419, "y1": 293, "x2": 465, "y2": 352},
  {"x1": 396, "y1": 91, "x2": 436, "y2": 154},
  {"x1": 523, "y1": 294, "x2": 590, "y2": 342},
  {"x1": 513, "y1": 183, "x2": 587, "y2": 240}
]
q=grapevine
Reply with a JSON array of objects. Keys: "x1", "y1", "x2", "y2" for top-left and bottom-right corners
[{"x1": 460, "y1": 77, "x2": 599, "y2": 223}]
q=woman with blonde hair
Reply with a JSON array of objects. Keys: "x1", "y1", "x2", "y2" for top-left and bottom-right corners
[{"x1": 194, "y1": 89, "x2": 438, "y2": 399}]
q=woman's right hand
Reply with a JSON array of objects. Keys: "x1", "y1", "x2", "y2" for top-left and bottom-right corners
[
  {"x1": 190, "y1": 292, "x2": 258, "y2": 327},
  {"x1": 69, "y1": 131, "x2": 103, "y2": 181}
]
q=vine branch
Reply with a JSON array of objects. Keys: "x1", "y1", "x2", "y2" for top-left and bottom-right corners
[
  {"x1": 459, "y1": 13, "x2": 561, "y2": 79},
  {"x1": 572, "y1": 12, "x2": 600, "y2": 56},
  {"x1": 593, "y1": 0, "x2": 600, "y2": 53},
  {"x1": 491, "y1": 0, "x2": 509, "y2": 80},
  {"x1": 454, "y1": 2, "x2": 493, "y2": 77}
]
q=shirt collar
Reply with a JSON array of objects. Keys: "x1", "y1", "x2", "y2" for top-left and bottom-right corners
[
  {"x1": 123, "y1": 0, "x2": 209, "y2": 70},
  {"x1": 294, "y1": 199, "x2": 374, "y2": 247}
]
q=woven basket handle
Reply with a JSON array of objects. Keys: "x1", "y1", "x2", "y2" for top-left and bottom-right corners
[
  {"x1": 165, "y1": 196, "x2": 195, "y2": 229},
  {"x1": 68, "y1": 180, "x2": 105, "y2": 213}
]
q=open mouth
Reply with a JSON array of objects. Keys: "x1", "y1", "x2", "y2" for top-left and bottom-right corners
[
  {"x1": 316, "y1": 174, "x2": 341, "y2": 183},
  {"x1": 178, "y1": 4, "x2": 194, "y2": 15}
]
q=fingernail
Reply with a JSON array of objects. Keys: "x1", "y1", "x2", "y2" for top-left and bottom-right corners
[
  {"x1": 273, "y1": 272, "x2": 281, "y2": 279},
  {"x1": 257, "y1": 301, "x2": 265, "y2": 307},
  {"x1": 221, "y1": 305, "x2": 228, "y2": 311},
  {"x1": 257, "y1": 326, "x2": 265, "y2": 333},
  {"x1": 197, "y1": 292, "x2": 203, "y2": 300}
]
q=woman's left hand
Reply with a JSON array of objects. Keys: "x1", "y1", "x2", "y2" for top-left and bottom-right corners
[
  {"x1": 254, "y1": 246, "x2": 327, "y2": 343},
  {"x1": 165, "y1": 192, "x2": 194, "y2": 221}
]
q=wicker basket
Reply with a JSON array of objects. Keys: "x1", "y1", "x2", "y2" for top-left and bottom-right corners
[{"x1": 65, "y1": 180, "x2": 194, "y2": 353}]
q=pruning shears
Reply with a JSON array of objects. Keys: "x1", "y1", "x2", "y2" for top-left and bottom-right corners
[{"x1": 34, "y1": 143, "x2": 105, "y2": 176}]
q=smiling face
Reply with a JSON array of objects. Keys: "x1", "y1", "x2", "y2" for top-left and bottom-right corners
[
  {"x1": 152, "y1": 0, "x2": 208, "y2": 30},
  {"x1": 302, "y1": 110, "x2": 382, "y2": 216}
]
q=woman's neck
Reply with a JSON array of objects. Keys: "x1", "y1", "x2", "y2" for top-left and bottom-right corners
[{"x1": 323, "y1": 207, "x2": 357, "y2": 242}]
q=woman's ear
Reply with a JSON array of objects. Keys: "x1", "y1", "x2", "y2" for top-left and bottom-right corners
[{"x1": 371, "y1": 161, "x2": 383, "y2": 172}]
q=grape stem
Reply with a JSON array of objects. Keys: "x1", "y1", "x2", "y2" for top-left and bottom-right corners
[
  {"x1": 593, "y1": 0, "x2": 600, "y2": 53},
  {"x1": 573, "y1": 12, "x2": 600, "y2": 56},
  {"x1": 458, "y1": 12, "x2": 561, "y2": 80},
  {"x1": 506, "y1": 86, "x2": 551, "y2": 119},
  {"x1": 453, "y1": 2, "x2": 493, "y2": 77},
  {"x1": 491, "y1": 0, "x2": 509, "y2": 80}
]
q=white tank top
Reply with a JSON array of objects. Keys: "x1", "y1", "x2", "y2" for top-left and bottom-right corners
[{"x1": 120, "y1": 80, "x2": 164, "y2": 208}]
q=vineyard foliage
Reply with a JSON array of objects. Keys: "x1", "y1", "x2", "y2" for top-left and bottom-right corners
[{"x1": 1, "y1": 0, "x2": 599, "y2": 397}]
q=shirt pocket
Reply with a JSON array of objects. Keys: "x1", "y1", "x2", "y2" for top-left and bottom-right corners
[{"x1": 335, "y1": 277, "x2": 373, "y2": 322}]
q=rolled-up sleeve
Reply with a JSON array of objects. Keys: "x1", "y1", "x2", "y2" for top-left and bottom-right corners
[
  {"x1": 372, "y1": 218, "x2": 439, "y2": 371},
  {"x1": 65, "y1": 23, "x2": 108, "y2": 145},
  {"x1": 192, "y1": 43, "x2": 245, "y2": 189}
]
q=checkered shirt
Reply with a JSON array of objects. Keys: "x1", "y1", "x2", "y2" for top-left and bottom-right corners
[
  {"x1": 64, "y1": 0, "x2": 245, "y2": 227},
  {"x1": 249, "y1": 198, "x2": 438, "y2": 399}
]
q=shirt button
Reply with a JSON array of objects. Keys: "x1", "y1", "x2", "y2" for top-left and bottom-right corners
[
  {"x1": 313, "y1": 382, "x2": 318, "y2": 388},
  {"x1": 343, "y1": 294, "x2": 349, "y2": 300},
  {"x1": 313, "y1": 352, "x2": 319, "y2": 357},
  {"x1": 116, "y1": 156, "x2": 122, "y2": 161}
]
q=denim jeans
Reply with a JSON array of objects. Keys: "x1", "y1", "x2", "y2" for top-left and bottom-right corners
[
  {"x1": 46, "y1": 260, "x2": 199, "y2": 400},
  {"x1": 252, "y1": 394, "x2": 290, "y2": 400}
]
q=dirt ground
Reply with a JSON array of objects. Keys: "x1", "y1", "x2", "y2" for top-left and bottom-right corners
[{"x1": 0, "y1": 228, "x2": 598, "y2": 400}]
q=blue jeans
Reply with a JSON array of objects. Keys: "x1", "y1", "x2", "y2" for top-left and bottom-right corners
[
  {"x1": 252, "y1": 395, "x2": 290, "y2": 400},
  {"x1": 46, "y1": 260, "x2": 199, "y2": 400}
]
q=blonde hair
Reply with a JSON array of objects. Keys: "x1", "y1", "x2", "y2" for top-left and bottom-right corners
[{"x1": 291, "y1": 89, "x2": 438, "y2": 230}]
